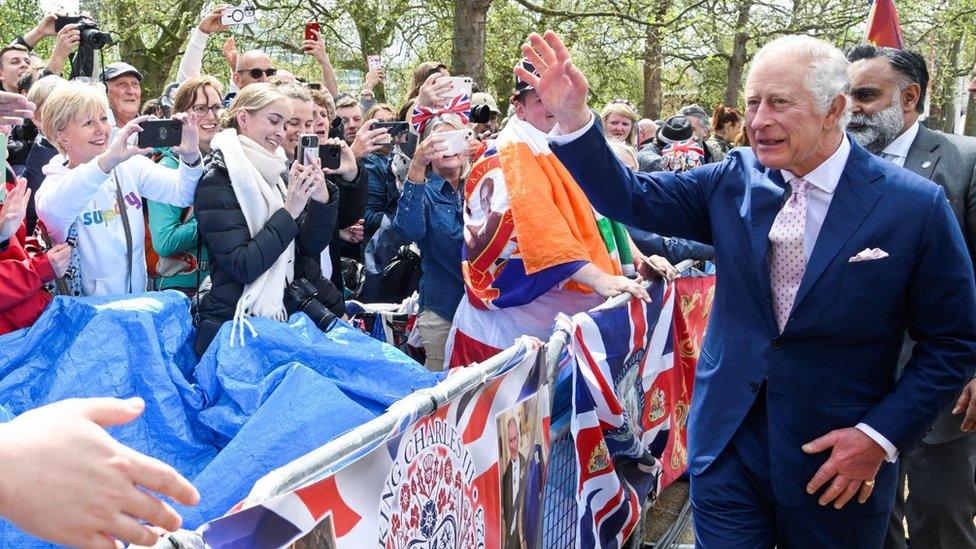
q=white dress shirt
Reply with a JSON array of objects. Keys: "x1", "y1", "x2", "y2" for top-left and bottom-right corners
[
  {"x1": 879, "y1": 120, "x2": 920, "y2": 168},
  {"x1": 551, "y1": 114, "x2": 898, "y2": 462}
]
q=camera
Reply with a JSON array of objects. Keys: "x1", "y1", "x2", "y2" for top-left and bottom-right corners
[
  {"x1": 328, "y1": 116, "x2": 344, "y2": 140},
  {"x1": 284, "y1": 278, "x2": 338, "y2": 333},
  {"x1": 470, "y1": 104, "x2": 492, "y2": 125},
  {"x1": 55, "y1": 15, "x2": 113, "y2": 50},
  {"x1": 221, "y1": 5, "x2": 257, "y2": 26}
]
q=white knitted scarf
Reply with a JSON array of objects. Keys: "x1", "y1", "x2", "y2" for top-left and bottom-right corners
[{"x1": 211, "y1": 128, "x2": 295, "y2": 346}]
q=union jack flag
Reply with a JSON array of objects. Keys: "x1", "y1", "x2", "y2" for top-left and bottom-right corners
[
  {"x1": 567, "y1": 280, "x2": 679, "y2": 548},
  {"x1": 410, "y1": 93, "x2": 472, "y2": 134}
]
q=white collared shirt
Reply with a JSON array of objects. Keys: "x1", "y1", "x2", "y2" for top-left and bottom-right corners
[
  {"x1": 780, "y1": 137, "x2": 850, "y2": 261},
  {"x1": 880, "y1": 121, "x2": 920, "y2": 167}
]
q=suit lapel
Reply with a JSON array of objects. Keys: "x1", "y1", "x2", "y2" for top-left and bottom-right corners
[
  {"x1": 904, "y1": 126, "x2": 941, "y2": 180},
  {"x1": 747, "y1": 165, "x2": 786, "y2": 326},
  {"x1": 792, "y1": 142, "x2": 884, "y2": 313}
]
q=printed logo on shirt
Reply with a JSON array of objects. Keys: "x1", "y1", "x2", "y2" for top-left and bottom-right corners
[{"x1": 81, "y1": 191, "x2": 141, "y2": 226}]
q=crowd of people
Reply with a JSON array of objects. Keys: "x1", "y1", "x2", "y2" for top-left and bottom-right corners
[{"x1": 1, "y1": 8, "x2": 976, "y2": 549}]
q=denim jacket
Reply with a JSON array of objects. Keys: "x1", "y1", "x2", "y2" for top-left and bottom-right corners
[{"x1": 392, "y1": 172, "x2": 465, "y2": 321}]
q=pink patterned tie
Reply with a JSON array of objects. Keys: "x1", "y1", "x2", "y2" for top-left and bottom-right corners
[{"x1": 768, "y1": 178, "x2": 808, "y2": 332}]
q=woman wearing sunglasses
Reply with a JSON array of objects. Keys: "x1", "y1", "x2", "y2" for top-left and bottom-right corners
[{"x1": 146, "y1": 76, "x2": 223, "y2": 295}]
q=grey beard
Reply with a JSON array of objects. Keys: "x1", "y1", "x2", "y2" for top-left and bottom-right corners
[{"x1": 848, "y1": 102, "x2": 905, "y2": 154}]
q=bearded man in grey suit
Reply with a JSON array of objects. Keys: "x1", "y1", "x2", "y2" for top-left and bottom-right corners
[{"x1": 848, "y1": 44, "x2": 976, "y2": 549}]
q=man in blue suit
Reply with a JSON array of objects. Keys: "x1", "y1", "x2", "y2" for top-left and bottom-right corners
[{"x1": 515, "y1": 31, "x2": 976, "y2": 547}]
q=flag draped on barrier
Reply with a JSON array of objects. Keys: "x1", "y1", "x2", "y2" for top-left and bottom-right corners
[
  {"x1": 200, "y1": 337, "x2": 551, "y2": 549},
  {"x1": 566, "y1": 276, "x2": 714, "y2": 548}
]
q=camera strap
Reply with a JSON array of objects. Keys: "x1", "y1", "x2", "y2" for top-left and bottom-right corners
[{"x1": 112, "y1": 171, "x2": 134, "y2": 293}]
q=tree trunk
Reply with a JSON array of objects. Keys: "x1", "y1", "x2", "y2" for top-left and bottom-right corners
[
  {"x1": 451, "y1": 0, "x2": 493, "y2": 88},
  {"x1": 964, "y1": 91, "x2": 976, "y2": 137},
  {"x1": 642, "y1": 25, "x2": 663, "y2": 119},
  {"x1": 722, "y1": 0, "x2": 753, "y2": 108}
]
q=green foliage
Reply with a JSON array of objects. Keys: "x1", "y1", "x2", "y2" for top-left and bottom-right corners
[{"x1": 2, "y1": 0, "x2": 972, "y2": 133}]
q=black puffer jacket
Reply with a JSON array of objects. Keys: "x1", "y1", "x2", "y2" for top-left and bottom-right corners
[
  {"x1": 328, "y1": 163, "x2": 369, "y2": 292},
  {"x1": 193, "y1": 149, "x2": 345, "y2": 355}
]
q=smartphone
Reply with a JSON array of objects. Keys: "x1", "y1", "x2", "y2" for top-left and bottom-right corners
[
  {"x1": 304, "y1": 22, "x2": 320, "y2": 41},
  {"x1": 444, "y1": 76, "x2": 473, "y2": 102},
  {"x1": 137, "y1": 119, "x2": 183, "y2": 149},
  {"x1": 299, "y1": 134, "x2": 319, "y2": 165},
  {"x1": 373, "y1": 121, "x2": 408, "y2": 144},
  {"x1": 367, "y1": 55, "x2": 383, "y2": 72},
  {"x1": 319, "y1": 143, "x2": 342, "y2": 170},
  {"x1": 438, "y1": 128, "x2": 474, "y2": 156},
  {"x1": 221, "y1": 5, "x2": 257, "y2": 26}
]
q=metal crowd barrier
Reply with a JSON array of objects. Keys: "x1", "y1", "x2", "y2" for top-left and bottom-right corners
[{"x1": 148, "y1": 259, "x2": 700, "y2": 548}]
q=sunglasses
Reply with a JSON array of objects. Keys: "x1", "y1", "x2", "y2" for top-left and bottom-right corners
[{"x1": 237, "y1": 67, "x2": 277, "y2": 79}]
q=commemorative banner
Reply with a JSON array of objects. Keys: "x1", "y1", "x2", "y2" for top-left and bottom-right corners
[{"x1": 199, "y1": 337, "x2": 550, "y2": 549}]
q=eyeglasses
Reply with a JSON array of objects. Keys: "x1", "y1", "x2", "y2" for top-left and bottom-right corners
[
  {"x1": 190, "y1": 104, "x2": 222, "y2": 117},
  {"x1": 237, "y1": 67, "x2": 277, "y2": 79}
]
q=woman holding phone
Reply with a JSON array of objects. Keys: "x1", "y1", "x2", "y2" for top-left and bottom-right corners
[
  {"x1": 34, "y1": 81, "x2": 202, "y2": 297},
  {"x1": 193, "y1": 83, "x2": 348, "y2": 355},
  {"x1": 392, "y1": 113, "x2": 471, "y2": 370}
]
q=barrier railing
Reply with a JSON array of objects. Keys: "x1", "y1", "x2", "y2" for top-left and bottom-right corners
[{"x1": 150, "y1": 259, "x2": 702, "y2": 549}]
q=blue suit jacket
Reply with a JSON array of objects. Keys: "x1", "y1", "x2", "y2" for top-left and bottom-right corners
[{"x1": 552, "y1": 124, "x2": 976, "y2": 512}]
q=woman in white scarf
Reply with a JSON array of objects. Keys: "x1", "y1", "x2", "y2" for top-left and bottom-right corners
[{"x1": 193, "y1": 83, "x2": 355, "y2": 354}]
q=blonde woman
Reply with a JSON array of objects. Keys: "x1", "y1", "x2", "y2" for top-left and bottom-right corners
[
  {"x1": 392, "y1": 113, "x2": 471, "y2": 370},
  {"x1": 600, "y1": 101, "x2": 639, "y2": 146},
  {"x1": 193, "y1": 83, "x2": 349, "y2": 354},
  {"x1": 34, "y1": 80, "x2": 202, "y2": 297}
]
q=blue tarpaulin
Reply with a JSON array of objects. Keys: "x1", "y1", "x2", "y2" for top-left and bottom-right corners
[{"x1": 0, "y1": 292, "x2": 442, "y2": 547}]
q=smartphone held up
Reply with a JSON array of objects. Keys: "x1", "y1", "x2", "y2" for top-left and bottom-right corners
[{"x1": 137, "y1": 119, "x2": 183, "y2": 149}]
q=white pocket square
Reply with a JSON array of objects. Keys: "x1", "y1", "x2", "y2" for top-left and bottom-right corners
[{"x1": 849, "y1": 247, "x2": 889, "y2": 263}]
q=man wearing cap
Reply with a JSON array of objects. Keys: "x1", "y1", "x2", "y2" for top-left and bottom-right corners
[
  {"x1": 471, "y1": 92, "x2": 501, "y2": 139},
  {"x1": 679, "y1": 104, "x2": 725, "y2": 164},
  {"x1": 102, "y1": 62, "x2": 142, "y2": 131}
]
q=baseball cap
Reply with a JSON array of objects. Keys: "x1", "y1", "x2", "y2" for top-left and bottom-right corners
[
  {"x1": 471, "y1": 92, "x2": 500, "y2": 114},
  {"x1": 513, "y1": 58, "x2": 539, "y2": 97},
  {"x1": 101, "y1": 62, "x2": 143, "y2": 82}
]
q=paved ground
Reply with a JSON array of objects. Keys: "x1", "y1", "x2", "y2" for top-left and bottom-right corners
[{"x1": 643, "y1": 480, "x2": 694, "y2": 546}]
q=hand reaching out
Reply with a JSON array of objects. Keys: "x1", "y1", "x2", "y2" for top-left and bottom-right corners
[
  {"x1": 0, "y1": 397, "x2": 199, "y2": 549},
  {"x1": 0, "y1": 177, "x2": 30, "y2": 243},
  {"x1": 515, "y1": 31, "x2": 592, "y2": 133}
]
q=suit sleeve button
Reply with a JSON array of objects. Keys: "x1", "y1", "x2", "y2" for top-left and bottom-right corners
[{"x1": 748, "y1": 381, "x2": 759, "y2": 391}]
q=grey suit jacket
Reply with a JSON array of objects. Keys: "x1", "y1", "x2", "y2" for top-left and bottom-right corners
[{"x1": 899, "y1": 124, "x2": 976, "y2": 443}]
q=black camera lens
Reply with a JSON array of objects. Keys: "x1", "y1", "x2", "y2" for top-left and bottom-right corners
[
  {"x1": 470, "y1": 104, "x2": 492, "y2": 125},
  {"x1": 81, "y1": 27, "x2": 113, "y2": 49},
  {"x1": 284, "y1": 278, "x2": 338, "y2": 333}
]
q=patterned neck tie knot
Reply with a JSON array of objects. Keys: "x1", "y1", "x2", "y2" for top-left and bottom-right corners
[{"x1": 768, "y1": 177, "x2": 808, "y2": 332}]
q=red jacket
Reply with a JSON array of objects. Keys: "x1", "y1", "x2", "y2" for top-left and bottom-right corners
[{"x1": 0, "y1": 178, "x2": 54, "y2": 334}]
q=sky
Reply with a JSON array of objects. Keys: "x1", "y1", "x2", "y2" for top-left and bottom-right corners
[{"x1": 39, "y1": 0, "x2": 80, "y2": 14}]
